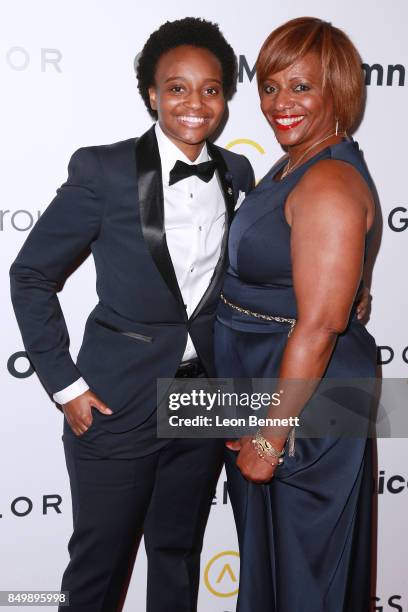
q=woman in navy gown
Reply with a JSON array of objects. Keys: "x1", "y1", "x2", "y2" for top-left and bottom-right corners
[{"x1": 215, "y1": 18, "x2": 376, "y2": 611}]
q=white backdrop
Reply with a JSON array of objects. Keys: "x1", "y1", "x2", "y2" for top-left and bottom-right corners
[{"x1": 1, "y1": 1, "x2": 407, "y2": 610}]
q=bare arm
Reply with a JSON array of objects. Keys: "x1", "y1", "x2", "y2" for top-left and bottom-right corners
[{"x1": 280, "y1": 159, "x2": 373, "y2": 377}]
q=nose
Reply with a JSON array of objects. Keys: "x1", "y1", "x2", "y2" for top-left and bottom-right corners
[
  {"x1": 184, "y1": 89, "x2": 203, "y2": 110},
  {"x1": 274, "y1": 88, "x2": 294, "y2": 112}
]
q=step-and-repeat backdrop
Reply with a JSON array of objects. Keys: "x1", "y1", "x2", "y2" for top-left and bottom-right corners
[{"x1": 1, "y1": 1, "x2": 407, "y2": 610}]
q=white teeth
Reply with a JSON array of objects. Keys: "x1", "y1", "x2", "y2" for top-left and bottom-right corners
[
  {"x1": 275, "y1": 116, "x2": 305, "y2": 126},
  {"x1": 178, "y1": 116, "x2": 206, "y2": 124}
]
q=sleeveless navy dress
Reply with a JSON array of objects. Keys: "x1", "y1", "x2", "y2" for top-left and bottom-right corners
[{"x1": 214, "y1": 140, "x2": 376, "y2": 612}]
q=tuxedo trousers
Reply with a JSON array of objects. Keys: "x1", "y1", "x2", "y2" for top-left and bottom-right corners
[{"x1": 59, "y1": 419, "x2": 224, "y2": 612}]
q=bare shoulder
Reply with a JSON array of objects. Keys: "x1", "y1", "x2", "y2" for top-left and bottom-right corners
[{"x1": 286, "y1": 159, "x2": 374, "y2": 228}]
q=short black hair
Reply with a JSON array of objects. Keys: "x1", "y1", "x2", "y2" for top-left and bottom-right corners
[{"x1": 136, "y1": 17, "x2": 237, "y2": 118}]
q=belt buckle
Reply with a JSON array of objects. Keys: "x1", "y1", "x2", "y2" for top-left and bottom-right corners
[{"x1": 177, "y1": 360, "x2": 201, "y2": 378}]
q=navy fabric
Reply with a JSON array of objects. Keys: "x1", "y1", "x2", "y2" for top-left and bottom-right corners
[
  {"x1": 59, "y1": 435, "x2": 224, "y2": 612},
  {"x1": 9, "y1": 126, "x2": 254, "y2": 434},
  {"x1": 215, "y1": 140, "x2": 376, "y2": 612},
  {"x1": 9, "y1": 126, "x2": 253, "y2": 611}
]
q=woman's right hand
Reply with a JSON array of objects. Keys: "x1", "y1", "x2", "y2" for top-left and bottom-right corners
[{"x1": 62, "y1": 391, "x2": 113, "y2": 436}]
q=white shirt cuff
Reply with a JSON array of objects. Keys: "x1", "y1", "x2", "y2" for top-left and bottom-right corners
[{"x1": 53, "y1": 378, "x2": 89, "y2": 405}]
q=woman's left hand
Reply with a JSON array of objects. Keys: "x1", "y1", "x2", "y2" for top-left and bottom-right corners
[{"x1": 226, "y1": 437, "x2": 278, "y2": 483}]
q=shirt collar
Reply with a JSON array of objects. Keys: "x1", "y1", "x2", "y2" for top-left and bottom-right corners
[{"x1": 154, "y1": 122, "x2": 209, "y2": 186}]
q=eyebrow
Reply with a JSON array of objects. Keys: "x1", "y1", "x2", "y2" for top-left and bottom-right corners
[
  {"x1": 288, "y1": 75, "x2": 313, "y2": 81},
  {"x1": 164, "y1": 76, "x2": 222, "y2": 84},
  {"x1": 264, "y1": 75, "x2": 316, "y2": 84}
]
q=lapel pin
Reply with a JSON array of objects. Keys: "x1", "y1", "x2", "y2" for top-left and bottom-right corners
[{"x1": 227, "y1": 187, "x2": 233, "y2": 196}]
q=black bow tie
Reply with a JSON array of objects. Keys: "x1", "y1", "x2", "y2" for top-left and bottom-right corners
[{"x1": 168, "y1": 159, "x2": 218, "y2": 186}]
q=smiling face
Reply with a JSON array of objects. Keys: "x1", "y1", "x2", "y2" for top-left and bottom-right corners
[
  {"x1": 148, "y1": 45, "x2": 226, "y2": 160},
  {"x1": 259, "y1": 51, "x2": 336, "y2": 154}
]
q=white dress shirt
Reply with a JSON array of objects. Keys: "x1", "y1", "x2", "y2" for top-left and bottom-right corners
[{"x1": 53, "y1": 123, "x2": 226, "y2": 404}]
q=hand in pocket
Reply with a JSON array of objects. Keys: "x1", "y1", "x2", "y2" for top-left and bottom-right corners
[{"x1": 62, "y1": 390, "x2": 112, "y2": 436}]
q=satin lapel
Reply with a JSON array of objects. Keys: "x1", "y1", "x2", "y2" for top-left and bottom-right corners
[
  {"x1": 190, "y1": 142, "x2": 235, "y2": 320},
  {"x1": 207, "y1": 141, "x2": 236, "y2": 222},
  {"x1": 135, "y1": 127, "x2": 186, "y2": 315}
]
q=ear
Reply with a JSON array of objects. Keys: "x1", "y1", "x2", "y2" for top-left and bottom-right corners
[{"x1": 148, "y1": 86, "x2": 157, "y2": 111}]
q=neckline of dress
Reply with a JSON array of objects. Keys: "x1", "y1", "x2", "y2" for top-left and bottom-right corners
[{"x1": 270, "y1": 137, "x2": 354, "y2": 185}]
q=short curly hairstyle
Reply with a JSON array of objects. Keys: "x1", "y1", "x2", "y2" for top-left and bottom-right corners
[{"x1": 136, "y1": 17, "x2": 237, "y2": 118}]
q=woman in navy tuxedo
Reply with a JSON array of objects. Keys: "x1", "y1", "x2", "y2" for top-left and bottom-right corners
[
  {"x1": 10, "y1": 17, "x2": 254, "y2": 612},
  {"x1": 215, "y1": 17, "x2": 376, "y2": 611}
]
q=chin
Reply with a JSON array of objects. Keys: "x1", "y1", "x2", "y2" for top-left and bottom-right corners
[
  {"x1": 275, "y1": 126, "x2": 310, "y2": 148},
  {"x1": 186, "y1": 128, "x2": 215, "y2": 143},
  {"x1": 273, "y1": 132, "x2": 300, "y2": 147},
  {"x1": 180, "y1": 132, "x2": 208, "y2": 145}
]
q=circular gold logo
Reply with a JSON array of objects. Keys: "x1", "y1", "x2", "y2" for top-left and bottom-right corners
[
  {"x1": 204, "y1": 550, "x2": 240, "y2": 598},
  {"x1": 225, "y1": 138, "x2": 265, "y2": 154}
]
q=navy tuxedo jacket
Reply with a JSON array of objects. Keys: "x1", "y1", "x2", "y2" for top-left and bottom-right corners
[{"x1": 10, "y1": 125, "x2": 254, "y2": 432}]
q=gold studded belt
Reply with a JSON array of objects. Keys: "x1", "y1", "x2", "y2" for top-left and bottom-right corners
[
  {"x1": 220, "y1": 291, "x2": 297, "y2": 457},
  {"x1": 220, "y1": 292, "x2": 297, "y2": 337}
]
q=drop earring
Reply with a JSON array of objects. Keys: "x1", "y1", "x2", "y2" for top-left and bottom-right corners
[{"x1": 335, "y1": 119, "x2": 339, "y2": 136}]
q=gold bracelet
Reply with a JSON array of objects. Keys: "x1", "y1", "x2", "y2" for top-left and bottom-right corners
[
  {"x1": 260, "y1": 454, "x2": 284, "y2": 467},
  {"x1": 251, "y1": 429, "x2": 285, "y2": 465}
]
